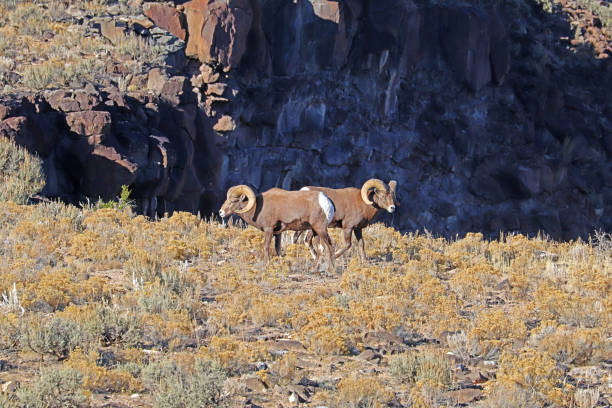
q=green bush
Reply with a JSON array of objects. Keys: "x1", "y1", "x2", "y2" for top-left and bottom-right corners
[
  {"x1": 20, "y1": 316, "x2": 83, "y2": 360},
  {"x1": 0, "y1": 137, "x2": 45, "y2": 204},
  {"x1": 89, "y1": 184, "x2": 134, "y2": 211},
  {"x1": 87, "y1": 304, "x2": 142, "y2": 347},
  {"x1": 389, "y1": 348, "x2": 454, "y2": 390},
  {"x1": 15, "y1": 367, "x2": 87, "y2": 408},
  {"x1": 142, "y1": 358, "x2": 226, "y2": 408}
]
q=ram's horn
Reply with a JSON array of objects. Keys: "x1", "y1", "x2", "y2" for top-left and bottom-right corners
[
  {"x1": 228, "y1": 185, "x2": 256, "y2": 214},
  {"x1": 360, "y1": 179, "x2": 387, "y2": 205}
]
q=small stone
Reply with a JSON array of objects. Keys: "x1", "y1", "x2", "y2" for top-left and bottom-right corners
[
  {"x1": 358, "y1": 349, "x2": 382, "y2": 363},
  {"x1": 213, "y1": 115, "x2": 236, "y2": 132},
  {"x1": 200, "y1": 64, "x2": 220, "y2": 83},
  {"x1": 131, "y1": 16, "x2": 154, "y2": 29},
  {"x1": 1, "y1": 381, "x2": 19, "y2": 394},
  {"x1": 446, "y1": 388, "x2": 483, "y2": 405},
  {"x1": 206, "y1": 82, "x2": 227, "y2": 96},
  {"x1": 244, "y1": 377, "x2": 267, "y2": 393}
]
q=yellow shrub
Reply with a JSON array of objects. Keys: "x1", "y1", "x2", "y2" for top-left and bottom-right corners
[
  {"x1": 494, "y1": 349, "x2": 574, "y2": 406},
  {"x1": 335, "y1": 375, "x2": 392, "y2": 408},
  {"x1": 198, "y1": 336, "x2": 268, "y2": 374},
  {"x1": 0, "y1": 313, "x2": 20, "y2": 348},
  {"x1": 308, "y1": 325, "x2": 350, "y2": 355},
  {"x1": 470, "y1": 308, "x2": 527, "y2": 356},
  {"x1": 449, "y1": 263, "x2": 501, "y2": 302},
  {"x1": 23, "y1": 268, "x2": 73, "y2": 310},
  {"x1": 66, "y1": 348, "x2": 141, "y2": 393},
  {"x1": 347, "y1": 299, "x2": 401, "y2": 332},
  {"x1": 248, "y1": 294, "x2": 293, "y2": 327},
  {"x1": 530, "y1": 323, "x2": 609, "y2": 365}
]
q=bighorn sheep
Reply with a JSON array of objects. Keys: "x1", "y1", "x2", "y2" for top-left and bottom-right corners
[
  {"x1": 219, "y1": 185, "x2": 336, "y2": 272},
  {"x1": 295, "y1": 179, "x2": 399, "y2": 261}
]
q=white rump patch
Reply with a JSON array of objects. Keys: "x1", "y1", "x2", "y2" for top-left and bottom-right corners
[
  {"x1": 318, "y1": 192, "x2": 334, "y2": 225},
  {"x1": 300, "y1": 187, "x2": 310, "y2": 191}
]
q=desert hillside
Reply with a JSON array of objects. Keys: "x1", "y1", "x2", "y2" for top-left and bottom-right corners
[
  {"x1": 0, "y1": 0, "x2": 611, "y2": 406},
  {"x1": 0, "y1": 0, "x2": 610, "y2": 239},
  {"x1": 0, "y1": 198, "x2": 610, "y2": 407}
]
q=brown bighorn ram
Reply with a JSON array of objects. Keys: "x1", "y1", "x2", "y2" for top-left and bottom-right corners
[
  {"x1": 295, "y1": 179, "x2": 399, "y2": 261},
  {"x1": 219, "y1": 185, "x2": 336, "y2": 272}
]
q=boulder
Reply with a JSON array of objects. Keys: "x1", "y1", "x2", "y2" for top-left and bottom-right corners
[
  {"x1": 161, "y1": 76, "x2": 196, "y2": 106},
  {"x1": 46, "y1": 91, "x2": 81, "y2": 112},
  {"x1": 99, "y1": 19, "x2": 127, "y2": 44},
  {"x1": 147, "y1": 68, "x2": 169, "y2": 95},
  {"x1": 143, "y1": 2, "x2": 187, "y2": 40},
  {"x1": 65, "y1": 111, "x2": 111, "y2": 141},
  {"x1": 0, "y1": 101, "x2": 20, "y2": 121},
  {"x1": 184, "y1": 0, "x2": 253, "y2": 69}
]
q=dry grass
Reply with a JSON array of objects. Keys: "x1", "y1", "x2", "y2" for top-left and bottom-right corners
[
  {"x1": 0, "y1": 201, "x2": 609, "y2": 406},
  {"x1": 0, "y1": 0, "x2": 167, "y2": 91}
]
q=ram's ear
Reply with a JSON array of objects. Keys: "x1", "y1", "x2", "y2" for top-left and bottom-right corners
[{"x1": 388, "y1": 180, "x2": 397, "y2": 193}]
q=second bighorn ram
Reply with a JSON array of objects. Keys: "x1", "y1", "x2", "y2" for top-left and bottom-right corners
[
  {"x1": 296, "y1": 179, "x2": 399, "y2": 261},
  {"x1": 219, "y1": 185, "x2": 336, "y2": 272}
]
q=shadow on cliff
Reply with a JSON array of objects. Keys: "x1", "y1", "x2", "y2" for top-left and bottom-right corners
[{"x1": 207, "y1": 0, "x2": 611, "y2": 241}]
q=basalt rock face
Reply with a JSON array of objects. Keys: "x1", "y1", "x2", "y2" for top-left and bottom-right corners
[
  {"x1": 192, "y1": 0, "x2": 611, "y2": 239},
  {"x1": 1, "y1": 0, "x2": 611, "y2": 239}
]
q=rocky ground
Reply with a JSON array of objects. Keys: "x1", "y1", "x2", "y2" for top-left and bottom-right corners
[{"x1": 0, "y1": 203, "x2": 610, "y2": 407}]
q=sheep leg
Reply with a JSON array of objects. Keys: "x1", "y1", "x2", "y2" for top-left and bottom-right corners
[
  {"x1": 354, "y1": 228, "x2": 366, "y2": 262},
  {"x1": 314, "y1": 227, "x2": 335, "y2": 274},
  {"x1": 263, "y1": 229, "x2": 273, "y2": 264},
  {"x1": 274, "y1": 234, "x2": 282, "y2": 257},
  {"x1": 304, "y1": 230, "x2": 317, "y2": 260},
  {"x1": 292, "y1": 230, "x2": 303, "y2": 244},
  {"x1": 334, "y1": 228, "x2": 354, "y2": 259},
  {"x1": 141, "y1": 198, "x2": 149, "y2": 218}
]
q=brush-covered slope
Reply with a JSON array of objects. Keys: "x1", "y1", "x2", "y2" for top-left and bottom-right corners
[{"x1": 0, "y1": 202, "x2": 610, "y2": 406}]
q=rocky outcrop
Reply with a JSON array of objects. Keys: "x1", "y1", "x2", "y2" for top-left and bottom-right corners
[
  {"x1": 184, "y1": 0, "x2": 253, "y2": 70},
  {"x1": 143, "y1": 2, "x2": 187, "y2": 41},
  {"x1": 0, "y1": 82, "x2": 205, "y2": 216},
  {"x1": 1, "y1": 0, "x2": 610, "y2": 240}
]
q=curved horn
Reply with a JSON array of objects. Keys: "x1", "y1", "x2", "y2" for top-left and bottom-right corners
[
  {"x1": 228, "y1": 185, "x2": 256, "y2": 214},
  {"x1": 360, "y1": 178, "x2": 388, "y2": 205}
]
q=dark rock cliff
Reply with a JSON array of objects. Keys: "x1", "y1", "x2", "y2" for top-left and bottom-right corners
[{"x1": 1, "y1": 0, "x2": 610, "y2": 239}]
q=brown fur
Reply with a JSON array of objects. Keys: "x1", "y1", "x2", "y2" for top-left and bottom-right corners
[
  {"x1": 219, "y1": 187, "x2": 335, "y2": 272},
  {"x1": 296, "y1": 181, "x2": 398, "y2": 261}
]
